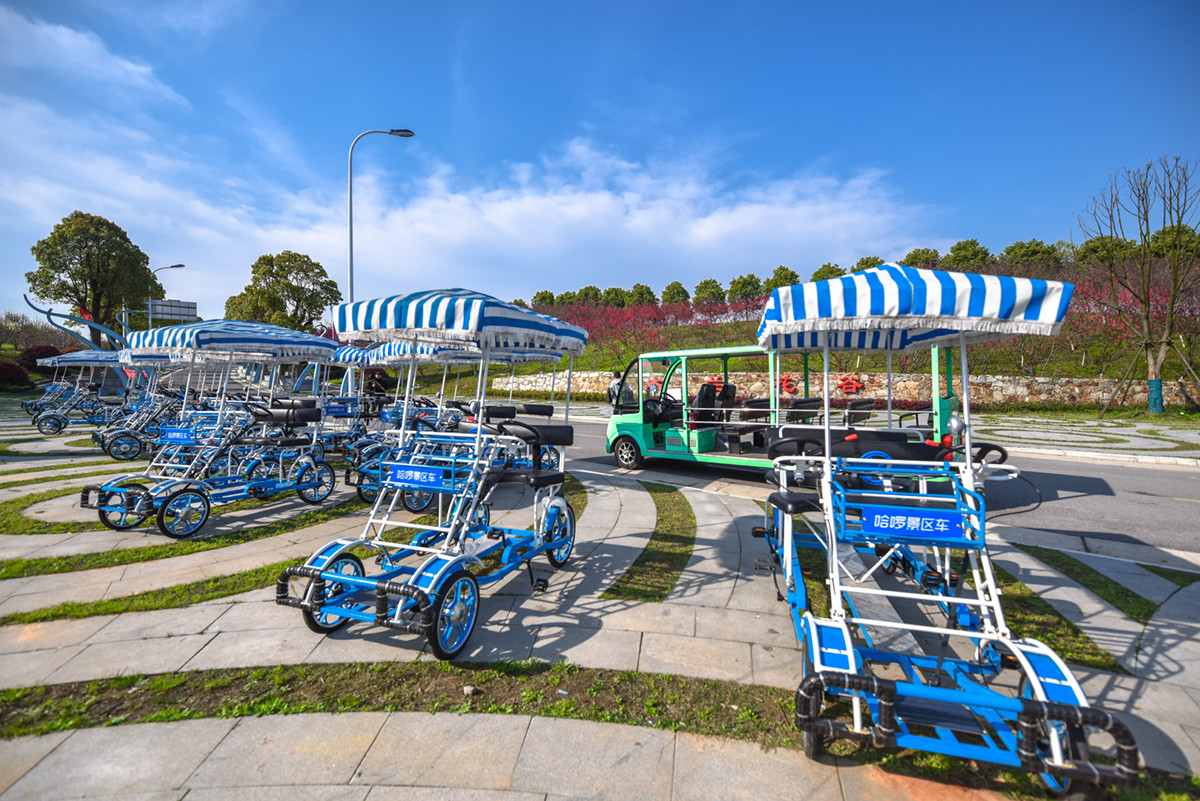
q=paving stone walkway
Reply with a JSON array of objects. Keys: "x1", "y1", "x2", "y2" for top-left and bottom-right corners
[{"x1": 1, "y1": 407, "x2": 1199, "y2": 797}]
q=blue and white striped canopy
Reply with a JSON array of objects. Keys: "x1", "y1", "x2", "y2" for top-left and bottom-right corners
[
  {"x1": 37, "y1": 350, "x2": 121, "y2": 367},
  {"x1": 332, "y1": 345, "x2": 374, "y2": 365},
  {"x1": 757, "y1": 263, "x2": 1074, "y2": 353},
  {"x1": 365, "y1": 341, "x2": 455, "y2": 366},
  {"x1": 126, "y1": 320, "x2": 339, "y2": 361},
  {"x1": 337, "y1": 288, "x2": 588, "y2": 356}
]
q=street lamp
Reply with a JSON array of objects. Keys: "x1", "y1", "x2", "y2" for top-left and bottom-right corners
[
  {"x1": 348, "y1": 128, "x2": 414, "y2": 303},
  {"x1": 148, "y1": 263, "x2": 185, "y2": 329}
]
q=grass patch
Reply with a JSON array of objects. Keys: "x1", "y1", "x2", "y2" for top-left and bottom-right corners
[
  {"x1": 601, "y1": 481, "x2": 695, "y2": 602},
  {"x1": 0, "y1": 459, "x2": 118, "y2": 476},
  {"x1": 0, "y1": 661, "x2": 1192, "y2": 799},
  {"x1": 1140, "y1": 563, "x2": 1200, "y2": 588},
  {"x1": 0, "y1": 559, "x2": 304, "y2": 625},
  {"x1": 0, "y1": 496, "x2": 370, "y2": 580},
  {"x1": 990, "y1": 562, "x2": 1125, "y2": 673},
  {"x1": 0, "y1": 466, "x2": 140, "y2": 491},
  {"x1": 561, "y1": 471, "x2": 587, "y2": 521},
  {"x1": 1015, "y1": 544, "x2": 1159, "y2": 625}
]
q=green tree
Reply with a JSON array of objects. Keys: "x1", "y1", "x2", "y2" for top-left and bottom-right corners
[
  {"x1": 810, "y1": 262, "x2": 846, "y2": 282},
  {"x1": 901, "y1": 248, "x2": 940, "y2": 268},
  {"x1": 602, "y1": 287, "x2": 630, "y2": 308},
  {"x1": 1001, "y1": 239, "x2": 1063, "y2": 271},
  {"x1": 223, "y1": 250, "x2": 342, "y2": 332},
  {"x1": 576, "y1": 285, "x2": 602, "y2": 306},
  {"x1": 693, "y1": 278, "x2": 726, "y2": 305},
  {"x1": 555, "y1": 290, "x2": 577, "y2": 305},
  {"x1": 852, "y1": 256, "x2": 884, "y2": 272},
  {"x1": 628, "y1": 282, "x2": 657, "y2": 305},
  {"x1": 511, "y1": 298, "x2": 529, "y2": 308},
  {"x1": 27, "y1": 211, "x2": 152, "y2": 346},
  {"x1": 1079, "y1": 156, "x2": 1200, "y2": 413},
  {"x1": 727, "y1": 273, "x2": 763, "y2": 301},
  {"x1": 531, "y1": 290, "x2": 556, "y2": 307},
  {"x1": 942, "y1": 239, "x2": 992, "y2": 271},
  {"x1": 762, "y1": 265, "x2": 800, "y2": 291},
  {"x1": 661, "y1": 281, "x2": 690, "y2": 304}
]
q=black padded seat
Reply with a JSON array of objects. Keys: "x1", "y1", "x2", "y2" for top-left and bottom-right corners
[
  {"x1": 519, "y1": 403, "x2": 554, "y2": 417},
  {"x1": 767, "y1": 491, "x2": 820, "y2": 515},
  {"x1": 484, "y1": 405, "x2": 516, "y2": 422},
  {"x1": 271, "y1": 398, "x2": 318, "y2": 409},
  {"x1": 495, "y1": 468, "x2": 565, "y2": 488}
]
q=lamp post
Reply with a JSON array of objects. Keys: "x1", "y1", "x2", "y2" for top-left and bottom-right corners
[
  {"x1": 348, "y1": 128, "x2": 414, "y2": 303},
  {"x1": 148, "y1": 263, "x2": 185, "y2": 329}
]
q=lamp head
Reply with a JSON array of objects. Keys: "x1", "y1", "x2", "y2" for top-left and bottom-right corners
[{"x1": 388, "y1": 129, "x2": 415, "y2": 137}]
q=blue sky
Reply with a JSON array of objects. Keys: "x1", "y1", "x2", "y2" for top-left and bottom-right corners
[{"x1": 2, "y1": 0, "x2": 1197, "y2": 323}]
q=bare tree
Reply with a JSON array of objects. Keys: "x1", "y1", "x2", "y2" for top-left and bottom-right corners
[{"x1": 1079, "y1": 156, "x2": 1200, "y2": 413}]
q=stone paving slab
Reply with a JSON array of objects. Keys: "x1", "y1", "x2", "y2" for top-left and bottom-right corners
[
  {"x1": 187, "y1": 713, "x2": 390, "y2": 789},
  {"x1": 990, "y1": 544, "x2": 1146, "y2": 675},
  {"x1": 1072, "y1": 551, "x2": 1182, "y2": 604},
  {"x1": 354, "y1": 712, "x2": 529, "y2": 789},
  {"x1": 0, "y1": 731, "x2": 71, "y2": 796},
  {"x1": 0, "y1": 718, "x2": 235, "y2": 801}
]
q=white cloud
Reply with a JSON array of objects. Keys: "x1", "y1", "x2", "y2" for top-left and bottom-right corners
[
  {"x1": 347, "y1": 138, "x2": 944, "y2": 302},
  {"x1": 1, "y1": 104, "x2": 942, "y2": 324},
  {"x1": 0, "y1": 5, "x2": 186, "y2": 106}
]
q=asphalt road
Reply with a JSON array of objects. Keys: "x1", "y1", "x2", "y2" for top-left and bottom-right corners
[{"x1": 565, "y1": 419, "x2": 1200, "y2": 555}]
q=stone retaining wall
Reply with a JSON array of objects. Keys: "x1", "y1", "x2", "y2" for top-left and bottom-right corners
[{"x1": 491, "y1": 370, "x2": 1198, "y2": 407}]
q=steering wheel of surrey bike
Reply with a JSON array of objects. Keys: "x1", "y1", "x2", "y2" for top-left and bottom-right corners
[{"x1": 934, "y1": 441, "x2": 1009, "y2": 464}]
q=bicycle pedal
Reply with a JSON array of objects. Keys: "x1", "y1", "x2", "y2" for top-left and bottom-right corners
[
  {"x1": 921, "y1": 570, "x2": 945, "y2": 590},
  {"x1": 532, "y1": 578, "x2": 549, "y2": 593},
  {"x1": 751, "y1": 526, "x2": 767, "y2": 539},
  {"x1": 486, "y1": 528, "x2": 503, "y2": 539},
  {"x1": 999, "y1": 653, "x2": 1021, "y2": 670}
]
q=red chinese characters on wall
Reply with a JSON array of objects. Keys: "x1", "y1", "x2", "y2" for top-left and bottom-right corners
[{"x1": 837, "y1": 375, "x2": 864, "y2": 394}]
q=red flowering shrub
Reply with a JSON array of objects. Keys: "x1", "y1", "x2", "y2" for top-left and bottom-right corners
[
  {"x1": 17, "y1": 344, "x2": 62, "y2": 371},
  {"x1": 0, "y1": 360, "x2": 32, "y2": 387}
]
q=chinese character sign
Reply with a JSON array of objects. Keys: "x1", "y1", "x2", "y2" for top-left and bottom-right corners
[
  {"x1": 387, "y1": 463, "x2": 445, "y2": 488},
  {"x1": 861, "y1": 506, "x2": 963, "y2": 541},
  {"x1": 837, "y1": 375, "x2": 864, "y2": 394}
]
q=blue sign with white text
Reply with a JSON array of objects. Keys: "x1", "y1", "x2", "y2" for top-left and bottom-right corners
[
  {"x1": 161, "y1": 427, "x2": 195, "y2": 444},
  {"x1": 387, "y1": 463, "x2": 444, "y2": 488},
  {"x1": 861, "y1": 506, "x2": 963, "y2": 541}
]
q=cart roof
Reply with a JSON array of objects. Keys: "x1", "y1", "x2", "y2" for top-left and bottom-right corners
[
  {"x1": 335, "y1": 288, "x2": 588, "y2": 357},
  {"x1": 126, "y1": 319, "x2": 340, "y2": 361},
  {"x1": 37, "y1": 349, "x2": 121, "y2": 367},
  {"x1": 757, "y1": 263, "x2": 1073, "y2": 353}
]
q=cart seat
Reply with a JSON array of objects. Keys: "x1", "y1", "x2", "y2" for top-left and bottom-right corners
[
  {"x1": 518, "y1": 403, "x2": 554, "y2": 417},
  {"x1": 494, "y1": 468, "x2": 565, "y2": 488},
  {"x1": 767, "y1": 491, "x2": 820, "y2": 515}
]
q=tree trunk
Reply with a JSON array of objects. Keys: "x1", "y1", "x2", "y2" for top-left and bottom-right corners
[{"x1": 1146, "y1": 340, "x2": 1170, "y2": 413}]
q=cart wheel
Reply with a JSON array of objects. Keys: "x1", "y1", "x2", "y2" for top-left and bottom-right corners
[
  {"x1": 1018, "y1": 676, "x2": 1089, "y2": 797},
  {"x1": 401, "y1": 489, "x2": 434, "y2": 513},
  {"x1": 300, "y1": 553, "x2": 364, "y2": 634},
  {"x1": 540, "y1": 445, "x2": 560, "y2": 471},
  {"x1": 356, "y1": 484, "x2": 379, "y2": 503},
  {"x1": 98, "y1": 483, "x2": 151, "y2": 530},
  {"x1": 613, "y1": 436, "x2": 643, "y2": 469},
  {"x1": 37, "y1": 416, "x2": 65, "y2": 436},
  {"x1": 105, "y1": 433, "x2": 143, "y2": 461},
  {"x1": 310, "y1": 441, "x2": 325, "y2": 461},
  {"x1": 545, "y1": 502, "x2": 576, "y2": 568},
  {"x1": 296, "y1": 462, "x2": 336, "y2": 504},
  {"x1": 469, "y1": 503, "x2": 490, "y2": 529},
  {"x1": 245, "y1": 458, "x2": 281, "y2": 481},
  {"x1": 427, "y1": 570, "x2": 479, "y2": 660},
  {"x1": 156, "y1": 489, "x2": 210, "y2": 538}
]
